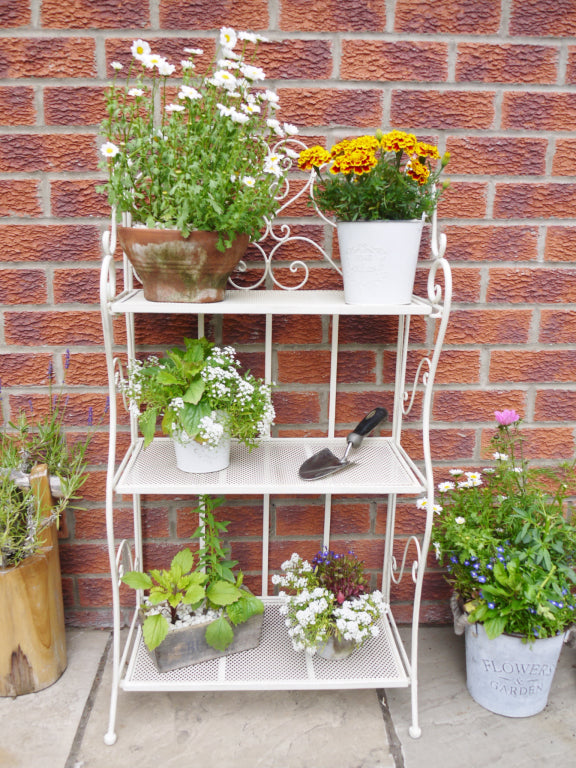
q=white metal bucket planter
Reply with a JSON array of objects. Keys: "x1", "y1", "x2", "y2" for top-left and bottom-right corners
[{"x1": 465, "y1": 622, "x2": 564, "y2": 717}]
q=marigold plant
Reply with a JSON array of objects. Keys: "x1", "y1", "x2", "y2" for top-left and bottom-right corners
[{"x1": 298, "y1": 129, "x2": 449, "y2": 222}]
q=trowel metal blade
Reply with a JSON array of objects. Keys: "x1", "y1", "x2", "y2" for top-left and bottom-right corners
[{"x1": 298, "y1": 448, "x2": 355, "y2": 481}]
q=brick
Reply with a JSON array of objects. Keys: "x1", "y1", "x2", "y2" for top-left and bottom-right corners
[
  {"x1": 280, "y1": 0, "x2": 385, "y2": 31},
  {"x1": 9, "y1": 392, "x2": 109, "y2": 427},
  {"x1": 0, "y1": 2, "x2": 31, "y2": 26},
  {"x1": 446, "y1": 137, "x2": 546, "y2": 176},
  {"x1": 487, "y1": 267, "x2": 576, "y2": 303},
  {"x1": 273, "y1": 391, "x2": 321, "y2": 425},
  {"x1": 552, "y1": 139, "x2": 576, "y2": 176},
  {"x1": 53, "y1": 268, "x2": 105, "y2": 304},
  {"x1": 443, "y1": 225, "x2": 538, "y2": 262},
  {"x1": 392, "y1": 90, "x2": 495, "y2": 129},
  {"x1": 395, "y1": 0, "x2": 500, "y2": 33},
  {"x1": 160, "y1": 0, "x2": 269, "y2": 29},
  {"x1": 334, "y1": 392, "x2": 394, "y2": 426},
  {"x1": 277, "y1": 350, "x2": 377, "y2": 384},
  {"x1": 567, "y1": 48, "x2": 576, "y2": 84},
  {"x1": 42, "y1": 0, "x2": 150, "y2": 28},
  {"x1": 535, "y1": 390, "x2": 576, "y2": 422},
  {"x1": 539, "y1": 310, "x2": 576, "y2": 343},
  {"x1": 77, "y1": 578, "x2": 134, "y2": 608},
  {"x1": 0, "y1": 38, "x2": 95, "y2": 78},
  {"x1": 44, "y1": 87, "x2": 106, "y2": 126},
  {"x1": 510, "y1": 0, "x2": 576, "y2": 36},
  {"x1": 494, "y1": 184, "x2": 576, "y2": 219},
  {"x1": 481, "y1": 425, "x2": 575, "y2": 460},
  {"x1": 60, "y1": 352, "x2": 110, "y2": 386},
  {"x1": 545, "y1": 226, "x2": 576, "y2": 262},
  {"x1": 437, "y1": 182, "x2": 487, "y2": 219},
  {"x1": 272, "y1": 315, "x2": 324, "y2": 345},
  {"x1": 490, "y1": 350, "x2": 576, "y2": 383},
  {"x1": 384, "y1": 349, "x2": 481, "y2": 384},
  {"x1": 433, "y1": 390, "x2": 527, "y2": 423},
  {"x1": 0, "y1": 353, "x2": 53, "y2": 385},
  {"x1": 133, "y1": 314, "x2": 200, "y2": 347},
  {"x1": 257, "y1": 40, "x2": 332, "y2": 80},
  {"x1": 449, "y1": 267, "x2": 481, "y2": 303},
  {"x1": 0, "y1": 180, "x2": 41, "y2": 217},
  {"x1": 0, "y1": 269, "x2": 47, "y2": 304},
  {"x1": 341, "y1": 41, "x2": 448, "y2": 82},
  {"x1": 74, "y1": 506, "x2": 169, "y2": 540},
  {"x1": 445, "y1": 309, "x2": 532, "y2": 345},
  {"x1": 0, "y1": 87, "x2": 35, "y2": 125},
  {"x1": 63, "y1": 608, "x2": 113, "y2": 628},
  {"x1": 51, "y1": 180, "x2": 109, "y2": 218},
  {"x1": 59, "y1": 543, "x2": 109, "y2": 575},
  {"x1": 4, "y1": 310, "x2": 103, "y2": 345},
  {"x1": 277, "y1": 88, "x2": 382, "y2": 128},
  {"x1": 456, "y1": 43, "x2": 557, "y2": 84},
  {"x1": 276, "y1": 501, "x2": 371, "y2": 535},
  {"x1": 0, "y1": 225, "x2": 101, "y2": 263},
  {"x1": 401, "y1": 428, "x2": 476, "y2": 462},
  {"x1": 502, "y1": 93, "x2": 576, "y2": 131},
  {"x1": 0, "y1": 134, "x2": 98, "y2": 173}
]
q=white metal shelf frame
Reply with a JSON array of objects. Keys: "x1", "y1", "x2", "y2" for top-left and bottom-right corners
[{"x1": 100, "y1": 203, "x2": 451, "y2": 745}]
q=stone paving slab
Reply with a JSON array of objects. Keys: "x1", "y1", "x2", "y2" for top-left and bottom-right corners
[
  {"x1": 0, "y1": 630, "x2": 109, "y2": 768},
  {"x1": 386, "y1": 627, "x2": 576, "y2": 768}
]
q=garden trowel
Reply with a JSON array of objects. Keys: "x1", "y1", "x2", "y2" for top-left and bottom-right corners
[{"x1": 298, "y1": 407, "x2": 388, "y2": 481}]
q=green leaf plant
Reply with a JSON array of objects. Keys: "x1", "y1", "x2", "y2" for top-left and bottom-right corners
[{"x1": 122, "y1": 495, "x2": 264, "y2": 652}]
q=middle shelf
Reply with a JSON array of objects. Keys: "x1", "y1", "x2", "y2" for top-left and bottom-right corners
[{"x1": 114, "y1": 437, "x2": 426, "y2": 496}]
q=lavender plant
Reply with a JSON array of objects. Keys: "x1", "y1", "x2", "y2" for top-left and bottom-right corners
[{"x1": 432, "y1": 409, "x2": 576, "y2": 641}]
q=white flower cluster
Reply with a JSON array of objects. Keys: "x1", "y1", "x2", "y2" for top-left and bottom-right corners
[
  {"x1": 272, "y1": 552, "x2": 383, "y2": 655},
  {"x1": 197, "y1": 412, "x2": 226, "y2": 447}
]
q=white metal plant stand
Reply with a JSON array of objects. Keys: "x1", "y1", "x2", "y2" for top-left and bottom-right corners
[{"x1": 99, "y1": 168, "x2": 451, "y2": 744}]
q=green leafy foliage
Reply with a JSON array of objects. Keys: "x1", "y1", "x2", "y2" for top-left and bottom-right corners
[
  {"x1": 119, "y1": 337, "x2": 274, "y2": 450},
  {"x1": 433, "y1": 412, "x2": 576, "y2": 640},
  {"x1": 121, "y1": 495, "x2": 264, "y2": 653}
]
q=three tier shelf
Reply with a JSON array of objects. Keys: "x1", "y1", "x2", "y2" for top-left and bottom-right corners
[{"x1": 99, "y1": 200, "x2": 451, "y2": 745}]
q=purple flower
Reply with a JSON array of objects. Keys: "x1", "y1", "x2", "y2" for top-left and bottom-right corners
[{"x1": 494, "y1": 409, "x2": 520, "y2": 426}]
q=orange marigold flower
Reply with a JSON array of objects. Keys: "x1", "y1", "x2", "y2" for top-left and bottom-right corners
[
  {"x1": 415, "y1": 141, "x2": 441, "y2": 160},
  {"x1": 330, "y1": 139, "x2": 351, "y2": 158},
  {"x1": 298, "y1": 146, "x2": 331, "y2": 171},
  {"x1": 337, "y1": 148, "x2": 378, "y2": 175},
  {"x1": 381, "y1": 130, "x2": 418, "y2": 155},
  {"x1": 406, "y1": 159, "x2": 430, "y2": 185},
  {"x1": 348, "y1": 135, "x2": 380, "y2": 152}
]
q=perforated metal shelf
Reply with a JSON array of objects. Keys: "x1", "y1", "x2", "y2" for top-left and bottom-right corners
[
  {"x1": 109, "y1": 289, "x2": 434, "y2": 316},
  {"x1": 121, "y1": 599, "x2": 410, "y2": 692},
  {"x1": 114, "y1": 436, "x2": 426, "y2": 496}
]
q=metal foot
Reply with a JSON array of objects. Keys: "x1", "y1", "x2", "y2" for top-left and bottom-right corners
[
  {"x1": 408, "y1": 725, "x2": 422, "y2": 739},
  {"x1": 104, "y1": 731, "x2": 117, "y2": 746}
]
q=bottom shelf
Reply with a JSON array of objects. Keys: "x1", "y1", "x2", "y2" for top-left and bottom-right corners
[{"x1": 121, "y1": 599, "x2": 411, "y2": 692}]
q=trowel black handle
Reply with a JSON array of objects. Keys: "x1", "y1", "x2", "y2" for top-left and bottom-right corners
[{"x1": 347, "y1": 407, "x2": 388, "y2": 449}]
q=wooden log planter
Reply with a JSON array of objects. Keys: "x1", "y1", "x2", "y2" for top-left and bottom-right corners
[{"x1": 0, "y1": 465, "x2": 67, "y2": 696}]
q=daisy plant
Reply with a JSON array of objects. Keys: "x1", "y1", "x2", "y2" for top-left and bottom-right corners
[
  {"x1": 431, "y1": 410, "x2": 576, "y2": 641},
  {"x1": 298, "y1": 130, "x2": 450, "y2": 222},
  {"x1": 120, "y1": 337, "x2": 275, "y2": 451},
  {"x1": 98, "y1": 27, "x2": 299, "y2": 250},
  {"x1": 272, "y1": 550, "x2": 384, "y2": 655}
]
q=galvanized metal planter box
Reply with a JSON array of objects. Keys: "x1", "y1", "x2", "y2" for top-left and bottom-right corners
[{"x1": 150, "y1": 612, "x2": 264, "y2": 673}]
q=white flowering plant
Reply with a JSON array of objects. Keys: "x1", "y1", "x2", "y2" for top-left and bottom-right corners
[
  {"x1": 272, "y1": 550, "x2": 384, "y2": 655},
  {"x1": 120, "y1": 337, "x2": 274, "y2": 450},
  {"x1": 432, "y1": 409, "x2": 576, "y2": 641},
  {"x1": 98, "y1": 28, "x2": 299, "y2": 250}
]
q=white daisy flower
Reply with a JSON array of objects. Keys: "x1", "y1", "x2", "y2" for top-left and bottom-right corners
[
  {"x1": 181, "y1": 60, "x2": 195, "y2": 69},
  {"x1": 157, "y1": 59, "x2": 176, "y2": 76},
  {"x1": 179, "y1": 85, "x2": 201, "y2": 100},
  {"x1": 240, "y1": 63, "x2": 265, "y2": 81},
  {"x1": 131, "y1": 39, "x2": 151, "y2": 61},
  {"x1": 142, "y1": 52, "x2": 164, "y2": 69},
  {"x1": 449, "y1": 469, "x2": 464, "y2": 476},
  {"x1": 493, "y1": 452, "x2": 508, "y2": 461},
  {"x1": 165, "y1": 103, "x2": 185, "y2": 113},
  {"x1": 242, "y1": 175, "x2": 256, "y2": 187},
  {"x1": 455, "y1": 516, "x2": 466, "y2": 525},
  {"x1": 184, "y1": 47, "x2": 204, "y2": 55},
  {"x1": 111, "y1": 61, "x2": 123, "y2": 70},
  {"x1": 100, "y1": 141, "x2": 120, "y2": 158},
  {"x1": 283, "y1": 122, "x2": 299, "y2": 135},
  {"x1": 211, "y1": 69, "x2": 238, "y2": 89},
  {"x1": 220, "y1": 27, "x2": 238, "y2": 50},
  {"x1": 128, "y1": 88, "x2": 144, "y2": 97}
]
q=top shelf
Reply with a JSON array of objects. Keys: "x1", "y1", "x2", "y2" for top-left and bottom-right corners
[{"x1": 108, "y1": 289, "x2": 435, "y2": 316}]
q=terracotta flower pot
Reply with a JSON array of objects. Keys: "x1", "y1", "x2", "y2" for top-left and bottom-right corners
[{"x1": 118, "y1": 227, "x2": 250, "y2": 303}]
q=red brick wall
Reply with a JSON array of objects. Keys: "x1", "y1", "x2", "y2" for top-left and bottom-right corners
[{"x1": 1, "y1": 0, "x2": 575, "y2": 628}]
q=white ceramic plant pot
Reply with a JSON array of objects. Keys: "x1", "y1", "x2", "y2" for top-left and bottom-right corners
[
  {"x1": 337, "y1": 219, "x2": 424, "y2": 305},
  {"x1": 172, "y1": 436, "x2": 231, "y2": 473},
  {"x1": 465, "y1": 622, "x2": 565, "y2": 717}
]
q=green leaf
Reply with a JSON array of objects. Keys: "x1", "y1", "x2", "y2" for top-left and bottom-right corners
[
  {"x1": 156, "y1": 370, "x2": 180, "y2": 385},
  {"x1": 205, "y1": 615, "x2": 234, "y2": 651},
  {"x1": 121, "y1": 571, "x2": 153, "y2": 590},
  {"x1": 142, "y1": 613, "x2": 170, "y2": 651},
  {"x1": 183, "y1": 583, "x2": 206, "y2": 605},
  {"x1": 226, "y1": 592, "x2": 264, "y2": 626},
  {"x1": 206, "y1": 580, "x2": 243, "y2": 607},
  {"x1": 171, "y1": 548, "x2": 194, "y2": 574},
  {"x1": 180, "y1": 401, "x2": 211, "y2": 437},
  {"x1": 139, "y1": 408, "x2": 158, "y2": 448},
  {"x1": 182, "y1": 377, "x2": 205, "y2": 405},
  {"x1": 483, "y1": 616, "x2": 507, "y2": 640}
]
